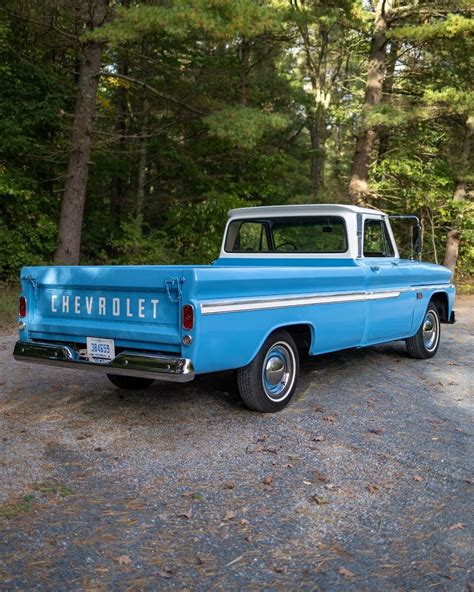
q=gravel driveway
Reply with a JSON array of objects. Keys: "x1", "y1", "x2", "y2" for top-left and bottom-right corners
[{"x1": 0, "y1": 297, "x2": 472, "y2": 591}]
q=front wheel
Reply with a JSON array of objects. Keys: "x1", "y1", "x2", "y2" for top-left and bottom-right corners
[
  {"x1": 405, "y1": 302, "x2": 441, "y2": 359},
  {"x1": 107, "y1": 374, "x2": 155, "y2": 390},
  {"x1": 237, "y1": 330, "x2": 299, "y2": 412}
]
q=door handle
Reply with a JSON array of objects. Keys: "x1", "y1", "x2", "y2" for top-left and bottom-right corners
[{"x1": 370, "y1": 266, "x2": 380, "y2": 272}]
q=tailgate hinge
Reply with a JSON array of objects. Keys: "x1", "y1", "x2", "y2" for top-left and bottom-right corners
[{"x1": 165, "y1": 277, "x2": 185, "y2": 303}]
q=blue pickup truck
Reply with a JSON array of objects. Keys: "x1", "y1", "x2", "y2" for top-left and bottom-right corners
[{"x1": 14, "y1": 204, "x2": 455, "y2": 412}]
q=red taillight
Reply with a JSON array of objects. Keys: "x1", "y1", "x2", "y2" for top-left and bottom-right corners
[
  {"x1": 19, "y1": 296, "x2": 26, "y2": 318},
  {"x1": 182, "y1": 304, "x2": 194, "y2": 331}
]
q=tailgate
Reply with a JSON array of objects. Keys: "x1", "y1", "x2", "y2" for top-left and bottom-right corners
[{"x1": 21, "y1": 265, "x2": 186, "y2": 352}]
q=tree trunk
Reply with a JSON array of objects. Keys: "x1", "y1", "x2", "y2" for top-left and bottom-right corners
[
  {"x1": 378, "y1": 40, "x2": 399, "y2": 163},
  {"x1": 348, "y1": 0, "x2": 392, "y2": 206},
  {"x1": 235, "y1": 37, "x2": 251, "y2": 184},
  {"x1": 309, "y1": 108, "x2": 326, "y2": 197},
  {"x1": 136, "y1": 101, "x2": 149, "y2": 228},
  {"x1": 443, "y1": 115, "x2": 473, "y2": 272},
  {"x1": 110, "y1": 55, "x2": 129, "y2": 231},
  {"x1": 54, "y1": 39, "x2": 103, "y2": 264}
]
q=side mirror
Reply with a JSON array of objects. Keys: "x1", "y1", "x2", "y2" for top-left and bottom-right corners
[{"x1": 412, "y1": 224, "x2": 422, "y2": 259}]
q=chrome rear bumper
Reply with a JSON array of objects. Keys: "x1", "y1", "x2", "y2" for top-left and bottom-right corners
[{"x1": 13, "y1": 340, "x2": 195, "y2": 382}]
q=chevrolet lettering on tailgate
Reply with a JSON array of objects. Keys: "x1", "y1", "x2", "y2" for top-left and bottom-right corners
[
  {"x1": 49, "y1": 294, "x2": 160, "y2": 319},
  {"x1": 14, "y1": 205, "x2": 456, "y2": 413}
]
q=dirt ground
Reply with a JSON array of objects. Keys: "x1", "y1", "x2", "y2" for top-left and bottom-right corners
[{"x1": 0, "y1": 297, "x2": 472, "y2": 591}]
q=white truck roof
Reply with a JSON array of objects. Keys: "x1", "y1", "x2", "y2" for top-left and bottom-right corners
[
  {"x1": 228, "y1": 204, "x2": 386, "y2": 218},
  {"x1": 222, "y1": 203, "x2": 397, "y2": 259}
]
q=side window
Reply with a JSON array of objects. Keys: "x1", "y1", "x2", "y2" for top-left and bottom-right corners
[
  {"x1": 363, "y1": 219, "x2": 394, "y2": 257},
  {"x1": 226, "y1": 221, "x2": 269, "y2": 252}
]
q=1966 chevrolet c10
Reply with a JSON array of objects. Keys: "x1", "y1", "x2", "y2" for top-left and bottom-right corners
[{"x1": 14, "y1": 204, "x2": 455, "y2": 412}]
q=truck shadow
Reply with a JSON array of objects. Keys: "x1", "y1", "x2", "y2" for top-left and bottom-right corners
[{"x1": 100, "y1": 340, "x2": 410, "y2": 414}]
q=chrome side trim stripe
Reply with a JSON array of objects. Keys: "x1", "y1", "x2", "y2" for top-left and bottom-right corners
[
  {"x1": 412, "y1": 283, "x2": 455, "y2": 291},
  {"x1": 199, "y1": 283, "x2": 454, "y2": 316},
  {"x1": 201, "y1": 290, "x2": 400, "y2": 315}
]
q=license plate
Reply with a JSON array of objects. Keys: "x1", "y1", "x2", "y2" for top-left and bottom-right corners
[{"x1": 86, "y1": 337, "x2": 115, "y2": 364}]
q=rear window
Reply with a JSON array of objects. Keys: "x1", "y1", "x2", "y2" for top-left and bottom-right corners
[{"x1": 224, "y1": 216, "x2": 348, "y2": 253}]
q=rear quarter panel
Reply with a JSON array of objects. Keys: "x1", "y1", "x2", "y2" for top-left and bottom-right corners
[{"x1": 184, "y1": 261, "x2": 367, "y2": 374}]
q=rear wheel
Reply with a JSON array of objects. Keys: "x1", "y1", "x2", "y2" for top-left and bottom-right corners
[
  {"x1": 107, "y1": 374, "x2": 155, "y2": 390},
  {"x1": 237, "y1": 330, "x2": 299, "y2": 412},
  {"x1": 406, "y1": 302, "x2": 441, "y2": 359}
]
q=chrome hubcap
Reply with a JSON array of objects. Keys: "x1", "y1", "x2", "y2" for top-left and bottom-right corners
[
  {"x1": 423, "y1": 311, "x2": 438, "y2": 351},
  {"x1": 262, "y1": 342, "x2": 295, "y2": 402}
]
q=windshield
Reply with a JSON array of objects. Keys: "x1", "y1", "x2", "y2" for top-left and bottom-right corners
[{"x1": 224, "y1": 216, "x2": 348, "y2": 253}]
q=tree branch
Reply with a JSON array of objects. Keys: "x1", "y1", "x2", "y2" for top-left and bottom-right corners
[{"x1": 101, "y1": 71, "x2": 207, "y2": 116}]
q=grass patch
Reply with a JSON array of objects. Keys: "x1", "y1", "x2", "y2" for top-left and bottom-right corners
[
  {"x1": 33, "y1": 481, "x2": 75, "y2": 498},
  {"x1": 0, "y1": 482, "x2": 75, "y2": 521},
  {"x1": 0, "y1": 494, "x2": 34, "y2": 521},
  {"x1": 0, "y1": 283, "x2": 19, "y2": 329}
]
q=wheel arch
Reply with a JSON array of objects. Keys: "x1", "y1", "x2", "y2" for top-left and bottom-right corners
[
  {"x1": 429, "y1": 291, "x2": 449, "y2": 322},
  {"x1": 259, "y1": 322, "x2": 315, "y2": 357}
]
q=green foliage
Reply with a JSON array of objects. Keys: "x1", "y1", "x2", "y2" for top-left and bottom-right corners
[
  {"x1": 108, "y1": 220, "x2": 171, "y2": 265},
  {"x1": 166, "y1": 192, "x2": 257, "y2": 263},
  {"x1": 390, "y1": 14, "x2": 474, "y2": 41},
  {"x1": 372, "y1": 125, "x2": 474, "y2": 276},
  {"x1": 0, "y1": 0, "x2": 472, "y2": 281},
  {"x1": 205, "y1": 107, "x2": 288, "y2": 150},
  {"x1": 94, "y1": 0, "x2": 282, "y2": 44},
  {"x1": 423, "y1": 88, "x2": 474, "y2": 115},
  {"x1": 0, "y1": 168, "x2": 57, "y2": 278}
]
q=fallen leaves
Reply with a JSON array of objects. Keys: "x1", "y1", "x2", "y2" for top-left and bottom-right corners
[
  {"x1": 76, "y1": 432, "x2": 93, "y2": 440},
  {"x1": 158, "y1": 565, "x2": 174, "y2": 578},
  {"x1": 311, "y1": 470, "x2": 330, "y2": 483},
  {"x1": 323, "y1": 415, "x2": 337, "y2": 423},
  {"x1": 263, "y1": 475, "x2": 274, "y2": 491},
  {"x1": 448, "y1": 522, "x2": 466, "y2": 530},
  {"x1": 338, "y1": 566, "x2": 355, "y2": 579},
  {"x1": 311, "y1": 495, "x2": 328, "y2": 505},
  {"x1": 176, "y1": 510, "x2": 192, "y2": 519},
  {"x1": 367, "y1": 484, "x2": 380, "y2": 494},
  {"x1": 115, "y1": 555, "x2": 131, "y2": 566},
  {"x1": 245, "y1": 444, "x2": 280, "y2": 455},
  {"x1": 223, "y1": 510, "x2": 236, "y2": 521}
]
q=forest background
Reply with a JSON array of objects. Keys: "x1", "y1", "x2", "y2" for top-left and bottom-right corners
[{"x1": 0, "y1": 0, "x2": 473, "y2": 293}]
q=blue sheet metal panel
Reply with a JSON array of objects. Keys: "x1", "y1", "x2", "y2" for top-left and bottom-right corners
[
  {"x1": 360, "y1": 259, "x2": 415, "y2": 341},
  {"x1": 409, "y1": 261, "x2": 454, "y2": 330},
  {"x1": 408, "y1": 260, "x2": 453, "y2": 286},
  {"x1": 412, "y1": 286, "x2": 456, "y2": 330},
  {"x1": 190, "y1": 299, "x2": 367, "y2": 374},
  {"x1": 363, "y1": 290, "x2": 415, "y2": 342},
  {"x1": 20, "y1": 265, "x2": 185, "y2": 347},
  {"x1": 192, "y1": 262, "x2": 366, "y2": 301}
]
